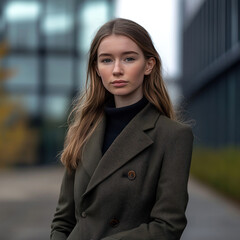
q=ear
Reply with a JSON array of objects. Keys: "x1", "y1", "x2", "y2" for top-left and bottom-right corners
[{"x1": 144, "y1": 57, "x2": 156, "y2": 75}]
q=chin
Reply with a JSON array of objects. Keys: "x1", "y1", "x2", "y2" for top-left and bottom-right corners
[{"x1": 110, "y1": 90, "x2": 130, "y2": 96}]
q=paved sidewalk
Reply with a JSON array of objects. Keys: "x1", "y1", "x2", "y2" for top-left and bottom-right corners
[
  {"x1": 0, "y1": 166, "x2": 64, "y2": 240},
  {"x1": 182, "y1": 178, "x2": 240, "y2": 240},
  {"x1": 0, "y1": 166, "x2": 240, "y2": 240}
]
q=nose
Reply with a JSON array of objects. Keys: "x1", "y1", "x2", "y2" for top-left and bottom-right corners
[{"x1": 112, "y1": 60, "x2": 123, "y2": 76}]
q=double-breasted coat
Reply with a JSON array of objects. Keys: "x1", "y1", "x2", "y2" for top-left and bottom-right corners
[{"x1": 50, "y1": 103, "x2": 193, "y2": 240}]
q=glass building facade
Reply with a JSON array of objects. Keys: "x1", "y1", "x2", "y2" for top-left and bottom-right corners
[
  {"x1": 181, "y1": 0, "x2": 240, "y2": 147},
  {"x1": 0, "y1": 0, "x2": 114, "y2": 165}
]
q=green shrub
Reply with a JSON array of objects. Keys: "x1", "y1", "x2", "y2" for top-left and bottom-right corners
[{"x1": 190, "y1": 147, "x2": 240, "y2": 202}]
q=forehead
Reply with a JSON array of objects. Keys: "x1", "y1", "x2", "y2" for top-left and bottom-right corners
[{"x1": 97, "y1": 35, "x2": 142, "y2": 54}]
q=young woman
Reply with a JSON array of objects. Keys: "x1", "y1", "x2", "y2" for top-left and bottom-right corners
[{"x1": 50, "y1": 18, "x2": 193, "y2": 240}]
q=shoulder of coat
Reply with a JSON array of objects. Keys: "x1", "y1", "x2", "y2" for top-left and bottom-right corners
[{"x1": 157, "y1": 114, "x2": 193, "y2": 134}]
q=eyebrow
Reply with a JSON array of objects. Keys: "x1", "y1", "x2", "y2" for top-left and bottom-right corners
[{"x1": 98, "y1": 51, "x2": 139, "y2": 58}]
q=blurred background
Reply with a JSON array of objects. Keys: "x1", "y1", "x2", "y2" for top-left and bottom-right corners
[{"x1": 0, "y1": 0, "x2": 240, "y2": 239}]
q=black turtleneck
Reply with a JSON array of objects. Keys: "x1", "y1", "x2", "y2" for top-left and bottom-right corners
[{"x1": 102, "y1": 97, "x2": 148, "y2": 154}]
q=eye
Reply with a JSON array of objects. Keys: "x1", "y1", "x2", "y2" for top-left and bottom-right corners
[
  {"x1": 101, "y1": 58, "x2": 112, "y2": 63},
  {"x1": 125, "y1": 57, "x2": 135, "y2": 62}
]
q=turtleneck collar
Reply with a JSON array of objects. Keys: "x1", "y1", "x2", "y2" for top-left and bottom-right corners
[
  {"x1": 104, "y1": 97, "x2": 148, "y2": 119},
  {"x1": 102, "y1": 97, "x2": 148, "y2": 154}
]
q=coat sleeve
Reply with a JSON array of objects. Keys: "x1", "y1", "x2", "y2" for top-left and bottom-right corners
[
  {"x1": 50, "y1": 169, "x2": 76, "y2": 240},
  {"x1": 101, "y1": 125, "x2": 194, "y2": 240}
]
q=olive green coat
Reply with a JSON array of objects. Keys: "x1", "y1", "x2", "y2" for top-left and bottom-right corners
[{"x1": 50, "y1": 103, "x2": 193, "y2": 240}]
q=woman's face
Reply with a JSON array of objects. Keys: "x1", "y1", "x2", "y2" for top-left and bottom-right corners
[{"x1": 96, "y1": 34, "x2": 155, "y2": 107}]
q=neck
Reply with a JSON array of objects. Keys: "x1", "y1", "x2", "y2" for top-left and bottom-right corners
[{"x1": 114, "y1": 93, "x2": 143, "y2": 108}]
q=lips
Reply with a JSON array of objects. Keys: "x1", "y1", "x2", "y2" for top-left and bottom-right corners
[
  {"x1": 111, "y1": 80, "x2": 128, "y2": 87},
  {"x1": 112, "y1": 80, "x2": 127, "y2": 83}
]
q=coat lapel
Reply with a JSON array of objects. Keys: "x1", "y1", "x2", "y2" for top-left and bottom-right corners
[{"x1": 82, "y1": 103, "x2": 160, "y2": 197}]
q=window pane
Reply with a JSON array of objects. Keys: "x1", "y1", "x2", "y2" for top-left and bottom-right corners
[
  {"x1": 78, "y1": 0, "x2": 109, "y2": 54},
  {"x1": 43, "y1": 95, "x2": 70, "y2": 120},
  {"x1": 42, "y1": 13, "x2": 74, "y2": 50},
  {"x1": 45, "y1": 0, "x2": 75, "y2": 13},
  {"x1": 6, "y1": 21, "x2": 38, "y2": 49},
  {"x1": 46, "y1": 56, "x2": 73, "y2": 89},
  {"x1": 15, "y1": 94, "x2": 39, "y2": 116},
  {"x1": 4, "y1": 55, "x2": 39, "y2": 91},
  {"x1": 42, "y1": 0, "x2": 76, "y2": 50},
  {"x1": 3, "y1": 1, "x2": 40, "y2": 49}
]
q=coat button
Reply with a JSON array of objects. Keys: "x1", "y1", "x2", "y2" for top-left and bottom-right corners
[
  {"x1": 109, "y1": 218, "x2": 119, "y2": 227},
  {"x1": 128, "y1": 170, "x2": 136, "y2": 180},
  {"x1": 81, "y1": 211, "x2": 87, "y2": 218}
]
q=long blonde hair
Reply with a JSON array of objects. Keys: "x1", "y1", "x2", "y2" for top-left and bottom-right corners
[{"x1": 61, "y1": 18, "x2": 175, "y2": 170}]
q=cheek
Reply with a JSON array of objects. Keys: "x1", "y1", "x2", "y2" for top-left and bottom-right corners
[
  {"x1": 101, "y1": 79, "x2": 108, "y2": 89},
  {"x1": 98, "y1": 67, "x2": 110, "y2": 80},
  {"x1": 131, "y1": 65, "x2": 146, "y2": 81},
  {"x1": 98, "y1": 69, "x2": 110, "y2": 89}
]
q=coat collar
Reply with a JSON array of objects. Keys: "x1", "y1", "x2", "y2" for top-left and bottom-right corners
[{"x1": 81, "y1": 103, "x2": 160, "y2": 197}]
